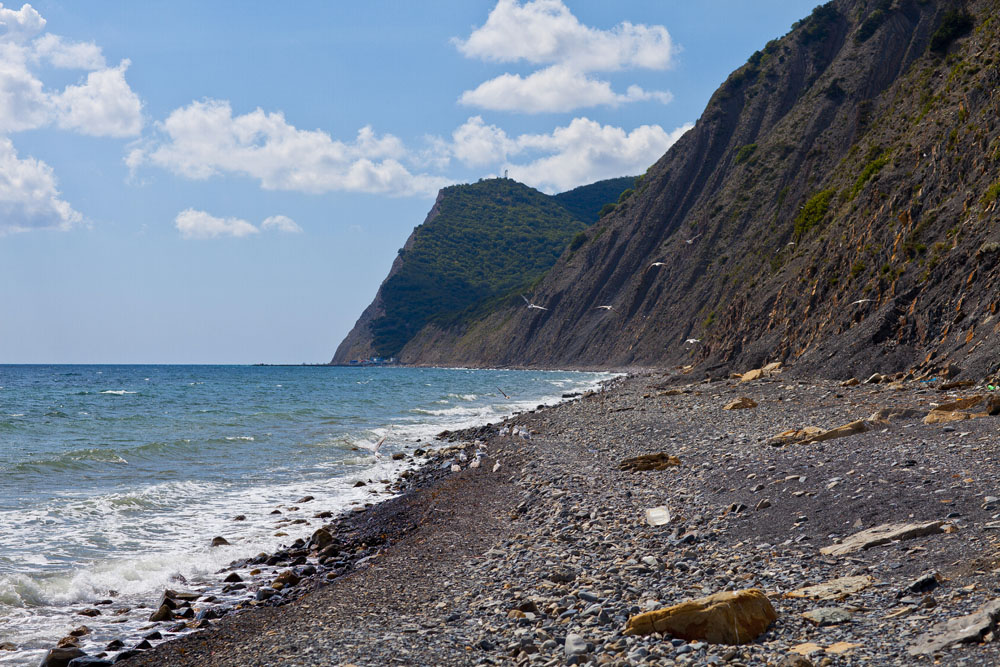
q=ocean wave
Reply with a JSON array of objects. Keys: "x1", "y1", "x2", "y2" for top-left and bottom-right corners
[
  {"x1": 224, "y1": 436, "x2": 254, "y2": 441},
  {"x1": 100, "y1": 390, "x2": 137, "y2": 395}
]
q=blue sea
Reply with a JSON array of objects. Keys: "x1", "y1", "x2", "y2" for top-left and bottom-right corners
[{"x1": 0, "y1": 365, "x2": 613, "y2": 664}]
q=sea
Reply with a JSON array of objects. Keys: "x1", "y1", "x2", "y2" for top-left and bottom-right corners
[{"x1": 0, "y1": 365, "x2": 614, "y2": 665}]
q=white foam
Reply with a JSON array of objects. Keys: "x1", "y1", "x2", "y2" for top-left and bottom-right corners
[{"x1": 100, "y1": 390, "x2": 136, "y2": 395}]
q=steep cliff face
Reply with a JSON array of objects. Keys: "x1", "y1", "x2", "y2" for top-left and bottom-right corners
[{"x1": 398, "y1": 0, "x2": 1000, "y2": 380}]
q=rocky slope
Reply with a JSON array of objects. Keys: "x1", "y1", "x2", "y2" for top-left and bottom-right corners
[{"x1": 391, "y1": 0, "x2": 1000, "y2": 381}]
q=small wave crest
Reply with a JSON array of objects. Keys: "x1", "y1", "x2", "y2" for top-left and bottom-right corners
[{"x1": 100, "y1": 390, "x2": 137, "y2": 395}]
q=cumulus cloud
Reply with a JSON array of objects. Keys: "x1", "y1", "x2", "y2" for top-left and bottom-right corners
[
  {"x1": 509, "y1": 118, "x2": 692, "y2": 192},
  {"x1": 455, "y1": 0, "x2": 674, "y2": 71},
  {"x1": 32, "y1": 33, "x2": 105, "y2": 69},
  {"x1": 53, "y1": 60, "x2": 143, "y2": 137},
  {"x1": 175, "y1": 209, "x2": 259, "y2": 240},
  {"x1": 261, "y1": 214, "x2": 302, "y2": 233},
  {"x1": 459, "y1": 65, "x2": 672, "y2": 113},
  {"x1": 0, "y1": 4, "x2": 143, "y2": 235},
  {"x1": 454, "y1": 0, "x2": 675, "y2": 113},
  {"x1": 0, "y1": 3, "x2": 45, "y2": 43},
  {"x1": 441, "y1": 116, "x2": 692, "y2": 193},
  {"x1": 129, "y1": 99, "x2": 447, "y2": 196},
  {"x1": 0, "y1": 137, "x2": 82, "y2": 235}
]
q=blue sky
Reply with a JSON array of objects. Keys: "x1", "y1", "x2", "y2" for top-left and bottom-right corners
[{"x1": 0, "y1": 1, "x2": 817, "y2": 363}]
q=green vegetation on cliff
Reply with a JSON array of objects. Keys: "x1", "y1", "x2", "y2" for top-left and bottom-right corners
[
  {"x1": 369, "y1": 179, "x2": 589, "y2": 357},
  {"x1": 552, "y1": 176, "x2": 636, "y2": 223}
]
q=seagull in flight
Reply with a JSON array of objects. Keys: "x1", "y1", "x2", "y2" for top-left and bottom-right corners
[
  {"x1": 685, "y1": 233, "x2": 703, "y2": 245},
  {"x1": 521, "y1": 294, "x2": 549, "y2": 311},
  {"x1": 685, "y1": 338, "x2": 701, "y2": 344},
  {"x1": 594, "y1": 305, "x2": 617, "y2": 312},
  {"x1": 647, "y1": 261, "x2": 668, "y2": 271},
  {"x1": 850, "y1": 299, "x2": 874, "y2": 305}
]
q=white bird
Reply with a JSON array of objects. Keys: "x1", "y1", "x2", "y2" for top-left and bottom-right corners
[
  {"x1": 594, "y1": 305, "x2": 617, "y2": 312},
  {"x1": 850, "y1": 299, "x2": 874, "y2": 305},
  {"x1": 685, "y1": 338, "x2": 701, "y2": 344},
  {"x1": 647, "y1": 261, "x2": 668, "y2": 271},
  {"x1": 521, "y1": 294, "x2": 549, "y2": 311},
  {"x1": 685, "y1": 233, "x2": 703, "y2": 245}
]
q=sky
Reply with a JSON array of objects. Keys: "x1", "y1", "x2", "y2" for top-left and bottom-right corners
[{"x1": 0, "y1": 1, "x2": 818, "y2": 364}]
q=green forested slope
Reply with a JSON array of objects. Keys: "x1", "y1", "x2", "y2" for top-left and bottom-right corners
[{"x1": 368, "y1": 179, "x2": 588, "y2": 357}]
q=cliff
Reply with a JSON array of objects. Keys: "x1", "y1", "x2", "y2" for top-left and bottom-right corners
[{"x1": 391, "y1": 0, "x2": 1000, "y2": 382}]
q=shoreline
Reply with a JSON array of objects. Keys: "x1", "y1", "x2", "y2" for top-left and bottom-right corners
[{"x1": 41, "y1": 369, "x2": 1000, "y2": 665}]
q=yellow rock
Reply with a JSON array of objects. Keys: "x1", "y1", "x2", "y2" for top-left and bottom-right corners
[
  {"x1": 767, "y1": 426, "x2": 823, "y2": 446},
  {"x1": 798, "y1": 419, "x2": 868, "y2": 444},
  {"x1": 623, "y1": 589, "x2": 776, "y2": 645},
  {"x1": 724, "y1": 397, "x2": 757, "y2": 410},
  {"x1": 790, "y1": 642, "x2": 824, "y2": 655},
  {"x1": 840, "y1": 377, "x2": 860, "y2": 387},
  {"x1": 740, "y1": 368, "x2": 764, "y2": 382},
  {"x1": 826, "y1": 641, "x2": 861, "y2": 655}
]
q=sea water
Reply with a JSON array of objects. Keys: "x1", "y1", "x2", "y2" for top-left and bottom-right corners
[{"x1": 0, "y1": 365, "x2": 612, "y2": 664}]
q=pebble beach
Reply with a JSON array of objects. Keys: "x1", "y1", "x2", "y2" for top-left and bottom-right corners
[{"x1": 44, "y1": 369, "x2": 1000, "y2": 666}]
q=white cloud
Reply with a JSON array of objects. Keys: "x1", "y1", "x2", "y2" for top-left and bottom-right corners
[
  {"x1": 53, "y1": 60, "x2": 142, "y2": 137},
  {"x1": 261, "y1": 214, "x2": 302, "y2": 233},
  {"x1": 509, "y1": 118, "x2": 692, "y2": 192},
  {"x1": 130, "y1": 99, "x2": 447, "y2": 196},
  {"x1": 455, "y1": 1, "x2": 675, "y2": 114},
  {"x1": 0, "y1": 137, "x2": 81, "y2": 234},
  {"x1": 455, "y1": 0, "x2": 674, "y2": 72},
  {"x1": 32, "y1": 33, "x2": 105, "y2": 69},
  {"x1": 0, "y1": 41, "x2": 50, "y2": 130},
  {"x1": 448, "y1": 115, "x2": 517, "y2": 167},
  {"x1": 459, "y1": 65, "x2": 671, "y2": 113},
  {"x1": 175, "y1": 209, "x2": 259, "y2": 240},
  {"x1": 0, "y1": 3, "x2": 45, "y2": 43}
]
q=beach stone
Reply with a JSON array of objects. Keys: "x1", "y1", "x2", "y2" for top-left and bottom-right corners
[
  {"x1": 767, "y1": 427, "x2": 823, "y2": 446},
  {"x1": 232, "y1": 515, "x2": 245, "y2": 521},
  {"x1": 624, "y1": 589, "x2": 776, "y2": 645},
  {"x1": 223, "y1": 572, "x2": 242, "y2": 583},
  {"x1": 724, "y1": 397, "x2": 757, "y2": 410},
  {"x1": 148, "y1": 604, "x2": 174, "y2": 622},
  {"x1": 75, "y1": 608, "x2": 100, "y2": 617},
  {"x1": 69, "y1": 626, "x2": 91, "y2": 637},
  {"x1": 619, "y1": 453, "x2": 680, "y2": 472},
  {"x1": 67, "y1": 657, "x2": 113, "y2": 667},
  {"x1": 273, "y1": 570, "x2": 301, "y2": 588},
  {"x1": 38, "y1": 647, "x2": 85, "y2": 667},
  {"x1": 779, "y1": 654, "x2": 815, "y2": 666},
  {"x1": 801, "y1": 607, "x2": 852, "y2": 626},
  {"x1": 798, "y1": 419, "x2": 868, "y2": 444},
  {"x1": 820, "y1": 521, "x2": 944, "y2": 556},
  {"x1": 899, "y1": 571, "x2": 939, "y2": 597},
  {"x1": 57, "y1": 636, "x2": 80, "y2": 648},
  {"x1": 547, "y1": 567, "x2": 577, "y2": 584},
  {"x1": 211, "y1": 536, "x2": 230, "y2": 547},
  {"x1": 786, "y1": 576, "x2": 873, "y2": 601},
  {"x1": 0, "y1": 642, "x2": 15, "y2": 651},
  {"x1": 310, "y1": 528, "x2": 335, "y2": 549},
  {"x1": 909, "y1": 599, "x2": 1000, "y2": 655},
  {"x1": 296, "y1": 495, "x2": 314, "y2": 503},
  {"x1": 104, "y1": 640, "x2": 124, "y2": 651}
]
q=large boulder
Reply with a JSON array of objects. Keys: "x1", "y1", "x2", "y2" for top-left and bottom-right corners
[
  {"x1": 38, "y1": 647, "x2": 85, "y2": 667},
  {"x1": 624, "y1": 589, "x2": 776, "y2": 645},
  {"x1": 618, "y1": 453, "x2": 680, "y2": 472},
  {"x1": 820, "y1": 521, "x2": 945, "y2": 556}
]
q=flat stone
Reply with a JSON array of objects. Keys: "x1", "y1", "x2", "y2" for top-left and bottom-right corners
[
  {"x1": 724, "y1": 397, "x2": 757, "y2": 410},
  {"x1": 801, "y1": 607, "x2": 852, "y2": 626},
  {"x1": 38, "y1": 647, "x2": 85, "y2": 667},
  {"x1": 786, "y1": 575, "x2": 873, "y2": 600},
  {"x1": 909, "y1": 599, "x2": 1000, "y2": 655},
  {"x1": 820, "y1": 521, "x2": 945, "y2": 556},
  {"x1": 619, "y1": 453, "x2": 681, "y2": 472},
  {"x1": 564, "y1": 632, "x2": 587, "y2": 657}
]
